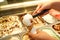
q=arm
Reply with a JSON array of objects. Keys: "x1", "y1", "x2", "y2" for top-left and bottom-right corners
[{"x1": 51, "y1": 0, "x2": 60, "y2": 11}]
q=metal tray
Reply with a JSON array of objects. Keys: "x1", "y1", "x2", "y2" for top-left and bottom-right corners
[
  {"x1": 38, "y1": 26, "x2": 60, "y2": 40},
  {"x1": 0, "y1": 27, "x2": 28, "y2": 40}
]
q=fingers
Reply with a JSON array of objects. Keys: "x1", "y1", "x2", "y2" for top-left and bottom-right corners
[
  {"x1": 33, "y1": 4, "x2": 42, "y2": 15},
  {"x1": 33, "y1": 3, "x2": 45, "y2": 15},
  {"x1": 33, "y1": 2, "x2": 51, "y2": 15},
  {"x1": 37, "y1": 5, "x2": 45, "y2": 13},
  {"x1": 37, "y1": 4, "x2": 51, "y2": 13}
]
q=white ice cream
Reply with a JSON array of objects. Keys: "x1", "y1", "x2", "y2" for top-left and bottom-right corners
[{"x1": 22, "y1": 14, "x2": 33, "y2": 26}]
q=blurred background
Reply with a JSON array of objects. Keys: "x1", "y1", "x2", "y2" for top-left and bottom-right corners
[{"x1": 0, "y1": 0, "x2": 40, "y2": 6}]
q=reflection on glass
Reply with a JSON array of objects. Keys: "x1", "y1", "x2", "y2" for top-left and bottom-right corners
[{"x1": 0, "y1": 0, "x2": 8, "y2": 6}]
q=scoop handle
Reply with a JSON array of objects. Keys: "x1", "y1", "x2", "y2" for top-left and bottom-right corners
[{"x1": 33, "y1": 9, "x2": 50, "y2": 18}]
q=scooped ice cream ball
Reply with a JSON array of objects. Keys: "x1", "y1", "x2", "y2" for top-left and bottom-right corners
[{"x1": 22, "y1": 14, "x2": 33, "y2": 26}]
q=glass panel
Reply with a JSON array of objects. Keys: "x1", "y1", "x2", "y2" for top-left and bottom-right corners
[{"x1": 0, "y1": 0, "x2": 8, "y2": 6}]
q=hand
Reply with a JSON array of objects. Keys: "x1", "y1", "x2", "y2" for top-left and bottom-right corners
[
  {"x1": 29, "y1": 30, "x2": 56, "y2": 40},
  {"x1": 33, "y1": 0, "x2": 60, "y2": 16},
  {"x1": 49, "y1": 9, "x2": 60, "y2": 20}
]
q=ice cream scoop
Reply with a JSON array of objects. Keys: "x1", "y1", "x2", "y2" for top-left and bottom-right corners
[{"x1": 22, "y1": 9, "x2": 50, "y2": 26}]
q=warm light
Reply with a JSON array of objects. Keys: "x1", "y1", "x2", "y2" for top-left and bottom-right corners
[
  {"x1": 40, "y1": 0, "x2": 50, "y2": 2},
  {"x1": 0, "y1": 0, "x2": 4, "y2": 2}
]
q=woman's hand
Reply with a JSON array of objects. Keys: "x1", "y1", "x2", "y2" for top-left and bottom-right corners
[
  {"x1": 29, "y1": 30, "x2": 56, "y2": 40},
  {"x1": 33, "y1": 0, "x2": 60, "y2": 14}
]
